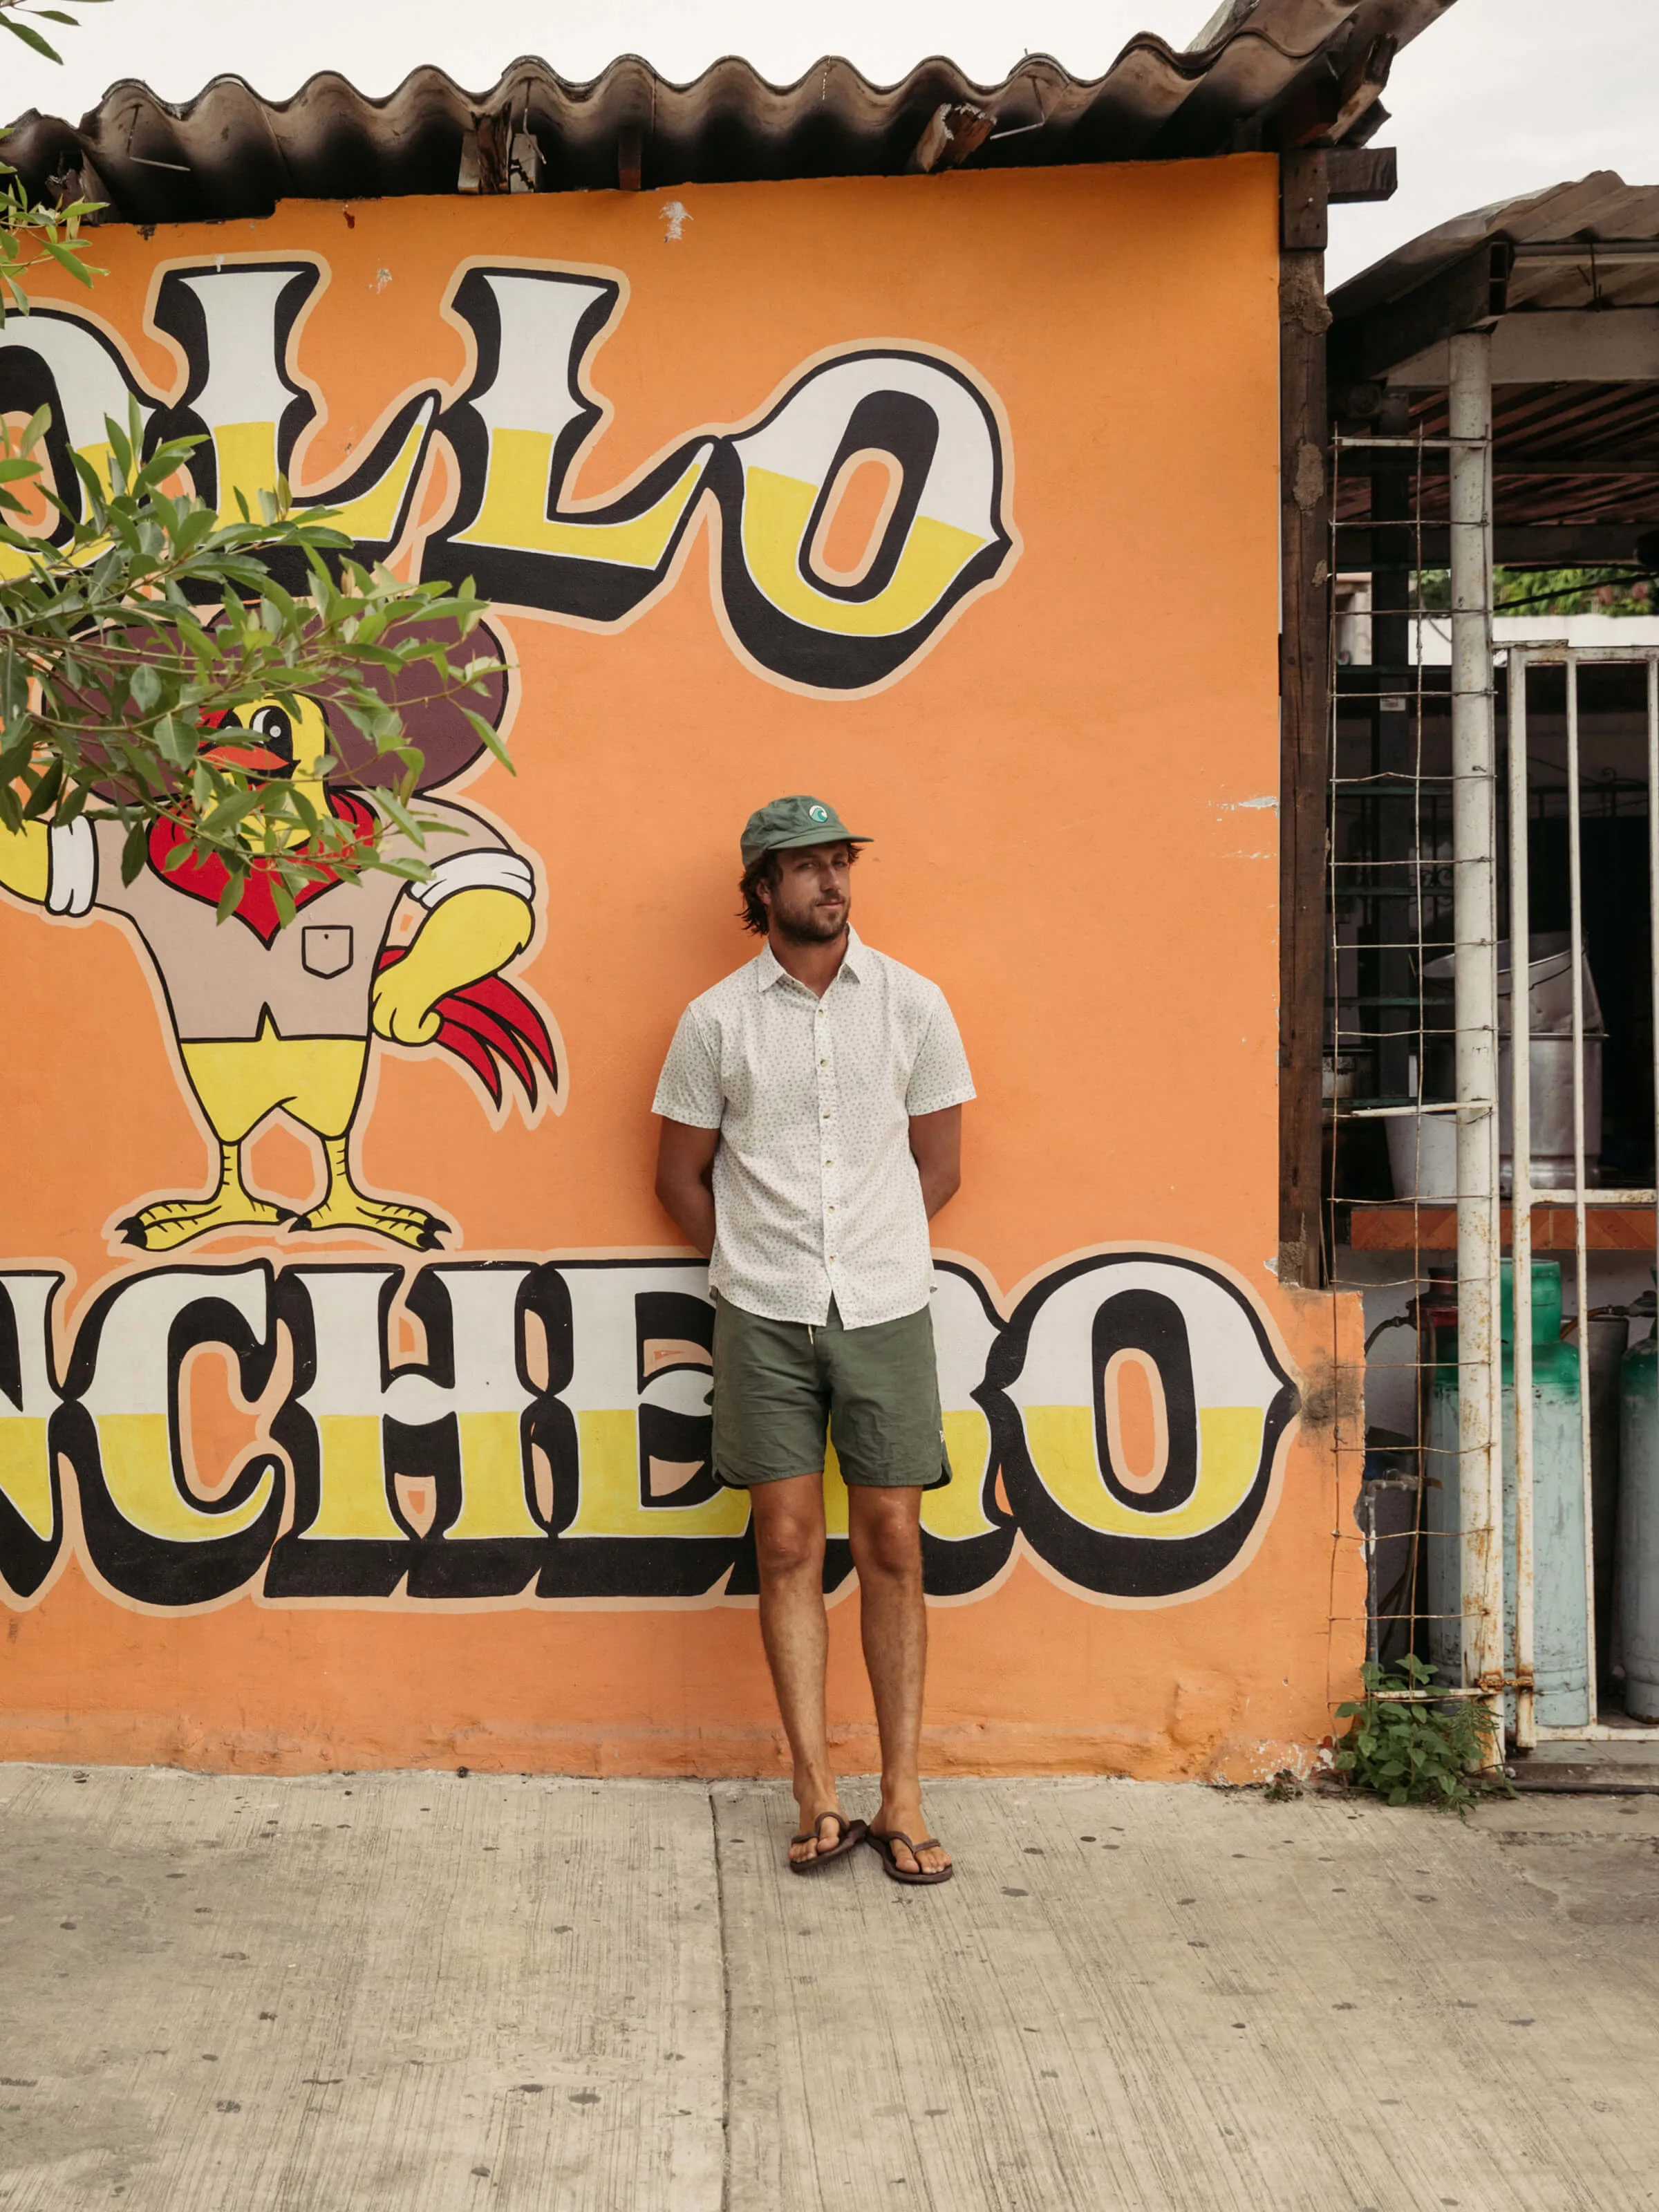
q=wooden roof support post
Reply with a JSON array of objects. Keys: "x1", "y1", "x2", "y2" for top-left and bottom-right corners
[{"x1": 1279, "y1": 147, "x2": 1333, "y2": 1288}]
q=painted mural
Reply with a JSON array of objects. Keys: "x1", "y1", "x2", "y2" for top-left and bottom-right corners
[
  {"x1": 1, "y1": 637, "x2": 556, "y2": 1255},
  {"x1": 0, "y1": 1250, "x2": 1296, "y2": 1614},
  {"x1": 0, "y1": 257, "x2": 1017, "y2": 695},
  {"x1": 0, "y1": 165, "x2": 1355, "y2": 1779}
]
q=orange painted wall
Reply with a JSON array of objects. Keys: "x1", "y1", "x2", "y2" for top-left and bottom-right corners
[{"x1": 0, "y1": 156, "x2": 1365, "y2": 1779}]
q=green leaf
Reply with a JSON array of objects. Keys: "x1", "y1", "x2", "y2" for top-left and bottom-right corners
[
  {"x1": 372, "y1": 787, "x2": 426, "y2": 845},
  {"x1": 462, "y1": 705, "x2": 514, "y2": 772},
  {"x1": 20, "y1": 754, "x2": 63, "y2": 818},
  {"x1": 0, "y1": 17, "x2": 64, "y2": 60},
  {"x1": 214, "y1": 868, "x2": 247, "y2": 924},
  {"x1": 39, "y1": 236, "x2": 94, "y2": 288},
  {"x1": 153, "y1": 713, "x2": 196, "y2": 768},
  {"x1": 200, "y1": 789, "x2": 264, "y2": 838}
]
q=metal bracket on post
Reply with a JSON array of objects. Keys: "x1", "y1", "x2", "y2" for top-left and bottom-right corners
[{"x1": 1447, "y1": 329, "x2": 1506, "y2": 1754}]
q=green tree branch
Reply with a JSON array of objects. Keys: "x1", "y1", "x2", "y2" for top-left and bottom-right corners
[{"x1": 0, "y1": 0, "x2": 509, "y2": 925}]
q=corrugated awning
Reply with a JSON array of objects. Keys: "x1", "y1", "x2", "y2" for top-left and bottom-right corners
[
  {"x1": 1332, "y1": 171, "x2": 1659, "y2": 335},
  {"x1": 0, "y1": 0, "x2": 1447, "y2": 225},
  {"x1": 1330, "y1": 174, "x2": 1659, "y2": 565}
]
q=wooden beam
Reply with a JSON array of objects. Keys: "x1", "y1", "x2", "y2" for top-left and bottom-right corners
[
  {"x1": 1334, "y1": 523, "x2": 1656, "y2": 565},
  {"x1": 1327, "y1": 145, "x2": 1396, "y2": 204},
  {"x1": 1271, "y1": 30, "x2": 1395, "y2": 151},
  {"x1": 1329, "y1": 241, "x2": 1512, "y2": 384},
  {"x1": 1383, "y1": 308, "x2": 1659, "y2": 387},
  {"x1": 458, "y1": 114, "x2": 512, "y2": 196},
  {"x1": 1347, "y1": 1204, "x2": 1656, "y2": 1253},
  {"x1": 1280, "y1": 148, "x2": 1333, "y2": 1290},
  {"x1": 908, "y1": 102, "x2": 995, "y2": 175},
  {"x1": 617, "y1": 126, "x2": 642, "y2": 192},
  {"x1": 1281, "y1": 148, "x2": 1327, "y2": 251},
  {"x1": 1333, "y1": 446, "x2": 1659, "y2": 476}
]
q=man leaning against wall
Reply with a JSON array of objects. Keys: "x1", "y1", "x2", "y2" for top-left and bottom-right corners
[{"x1": 653, "y1": 796, "x2": 973, "y2": 1884}]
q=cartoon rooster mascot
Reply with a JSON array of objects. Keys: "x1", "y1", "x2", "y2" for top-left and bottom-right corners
[{"x1": 0, "y1": 622, "x2": 557, "y2": 1252}]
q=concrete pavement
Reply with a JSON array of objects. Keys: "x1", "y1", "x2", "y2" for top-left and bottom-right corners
[{"x1": 3, "y1": 1765, "x2": 1658, "y2": 2210}]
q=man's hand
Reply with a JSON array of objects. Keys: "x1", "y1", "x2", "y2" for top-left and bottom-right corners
[
  {"x1": 655, "y1": 1118, "x2": 720, "y2": 1256},
  {"x1": 908, "y1": 1105, "x2": 962, "y2": 1219}
]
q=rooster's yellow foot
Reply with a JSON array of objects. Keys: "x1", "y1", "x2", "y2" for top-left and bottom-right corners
[
  {"x1": 118, "y1": 1192, "x2": 294, "y2": 1253},
  {"x1": 290, "y1": 1188, "x2": 451, "y2": 1251}
]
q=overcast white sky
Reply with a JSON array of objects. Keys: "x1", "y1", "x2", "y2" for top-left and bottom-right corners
[{"x1": 3, "y1": 0, "x2": 1654, "y2": 287}]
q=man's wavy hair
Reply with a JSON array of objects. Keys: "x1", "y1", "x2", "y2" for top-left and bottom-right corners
[{"x1": 738, "y1": 841, "x2": 859, "y2": 935}]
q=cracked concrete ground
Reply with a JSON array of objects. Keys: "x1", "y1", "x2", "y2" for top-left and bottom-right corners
[{"x1": 2, "y1": 1767, "x2": 1658, "y2": 2211}]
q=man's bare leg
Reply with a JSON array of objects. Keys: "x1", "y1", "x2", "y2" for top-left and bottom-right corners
[
  {"x1": 847, "y1": 1486, "x2": 950, "y2": 1877},
  {"x1": 749, "y1": 1474, "x2": 848, "y2": 1866}
]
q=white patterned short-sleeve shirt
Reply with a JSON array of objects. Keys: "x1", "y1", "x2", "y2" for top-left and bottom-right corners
[{"x1": 653, "y1": 928, "x2": 975, "y2": 1328}]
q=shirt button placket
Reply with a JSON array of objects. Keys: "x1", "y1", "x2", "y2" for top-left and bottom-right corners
[{"x1": 817, "y1": 996, "x2": 840, "y2": 1288}]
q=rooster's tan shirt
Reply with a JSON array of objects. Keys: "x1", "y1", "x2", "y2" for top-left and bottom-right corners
[{"x1": 44, "y1": 800, "x2": 532, "y2": 1042}]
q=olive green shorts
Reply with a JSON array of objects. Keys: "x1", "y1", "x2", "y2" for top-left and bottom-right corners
[{"x1": 711, "y1": 1294, "x2": 952, "y2": 1491}]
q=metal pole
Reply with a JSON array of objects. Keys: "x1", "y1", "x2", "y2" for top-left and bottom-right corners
[
  {"x1": 1508, "y1": 649, "x2": 1535, "y2": 1748},
  {"x1": 1448, "y1": 330, "x2": 1505, "y2": 1741},
  {"x1": 1651, "y1": 659, "x2": 1659, "y2": 1383},
  {"x1": 1565, "y1": 657, "x2": 1597, "y2": 1716}
]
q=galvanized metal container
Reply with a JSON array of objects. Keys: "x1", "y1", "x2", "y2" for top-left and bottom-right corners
[
  {"x1": 1357, "y1": 1436, "x2": 1419, "y2": 1671},
  {"x1": 1586, "y1": 1311, "x2": 1629, "y2": 1685},
  {"x1": 1385, "y1": 1110, "x2": 1458, "y2": 1201},
  {"x1": 1414, "y1": 938, "x2": 1606, "y2": 1194},
  {"x1": 1618, "y1": 1325, "x2": 1659, "y2": 1721},
  {"x1": 1425, "y1": 1261, "x2": 1591, "y2": 1727}
]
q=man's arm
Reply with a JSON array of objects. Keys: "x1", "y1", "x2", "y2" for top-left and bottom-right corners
[
  {"x1": 655, "y1": 1118, "x2": 721, "y2": 1255},
  {"x1": 909, "y1": 1105, "x2": 962, "y2": 1219}
]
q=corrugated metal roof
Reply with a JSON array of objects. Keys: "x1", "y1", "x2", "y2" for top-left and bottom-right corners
[
  {"x1": 0, "y1": 0, "x2": 1450, "y2": 225},
  {"x1": 1331, "y1": 174, "x2": 1659, "y2": 555},
  {"x1": 1332, "y1": 171, "x2": 1659, "y2": 325}
]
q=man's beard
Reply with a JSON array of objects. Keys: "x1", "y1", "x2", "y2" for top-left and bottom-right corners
[{"x1": 774, "y1": 898, "x2": 848, "y2": 946}]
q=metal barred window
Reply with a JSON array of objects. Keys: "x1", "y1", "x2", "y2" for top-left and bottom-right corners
[{"x1": 1327, "y1": 326, "x2": 1659, "y2": 1750}]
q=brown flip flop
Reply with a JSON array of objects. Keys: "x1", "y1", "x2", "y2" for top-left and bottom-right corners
[
  {"x1": 787, "y1": 1812, "x2": 868, "y2": 1874},
  {"x1": 866, "y1": 1828, "x2": 954, "y2": 1886}
]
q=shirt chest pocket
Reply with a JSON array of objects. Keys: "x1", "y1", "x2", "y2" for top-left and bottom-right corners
[{"x1": 301, "y1": 925, "x2": 353, "y2": 979}]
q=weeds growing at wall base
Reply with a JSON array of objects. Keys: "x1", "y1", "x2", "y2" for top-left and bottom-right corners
[{"x1": 1335, "y1": 1657, "x2": 1516, "y2": 1812}]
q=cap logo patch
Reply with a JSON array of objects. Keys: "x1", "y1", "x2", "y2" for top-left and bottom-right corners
[{"x1": 808, "y1": 804, "x2": 828, "y2": 822}]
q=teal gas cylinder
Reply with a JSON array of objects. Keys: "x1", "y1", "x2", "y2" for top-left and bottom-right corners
[
  {"x1": 1618, "y1": 1323, "x2": 1659, "y2": 1720},
  {"x1": 1425, "y1": 1262, "x2": 1591, "y2": 1727}
]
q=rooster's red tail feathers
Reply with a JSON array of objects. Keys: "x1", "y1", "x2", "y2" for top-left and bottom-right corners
[{"x1": 377, "y1": 948, "x2": 560, "y2": 1113}]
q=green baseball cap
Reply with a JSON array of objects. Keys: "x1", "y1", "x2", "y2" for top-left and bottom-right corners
[{"x1": 740, "y1": 795, "x2": 871, "y2": 870}]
